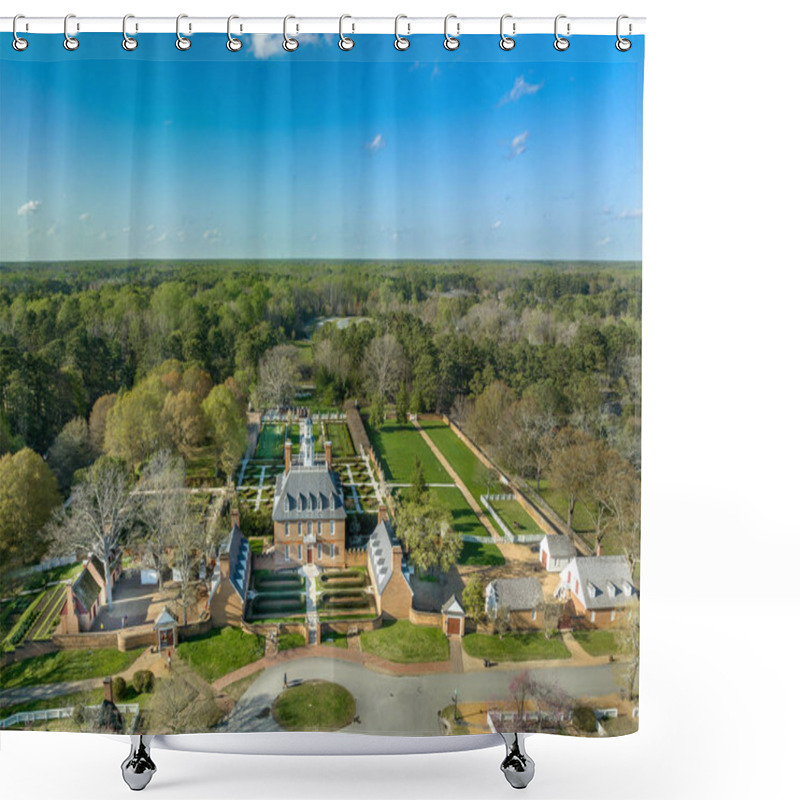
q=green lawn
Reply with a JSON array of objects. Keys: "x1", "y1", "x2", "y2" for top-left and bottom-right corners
[
  {"x1": 177, "y1": 627, "x2": 265, "y2": 683},
  {"x1": 272, "y1": 679, "x2": 355, "y2": 731},
  {"x1": 364, "y1": 421, "x2": 449, "y2": 483},
  {"x1": 571, "y1": 630, "x2": 619, "y2": 656},
  {"x1": 0, "y1": 648, "x2": 145, "y2": 690},
  {"x1": 458, "y1": 540, "x2": 506, "y2": 566},
  {"x1": 324, "y1": 422, "x2": 355, "y2": 458},
  {"x1": 320, "y1": 631, "x2": 349, "y2": 649},
  {"x1": 255, "y1": 424, "x2": 286, "y2": 459},
  {"x1": 462, "y1": 633, "x2": 570, "y2": 662},
  {"x1": 418, "y1": 420, "x2": 494, "y2": 502},
  {"x1": 360, "y1": 620, "x2": 449, "y2": 663},
  {"x1": 538, "y1": 479, "x2": 597, "y2": 535},
  {"x1": 491, "y1": 499, "x2": 545, "y2": 537},
  {"x1": 278, "y1": 632, "x2": 306, "y2": 651},
  {"x1": 427, "y1": 487, "x2": 488, "y2": 539}
]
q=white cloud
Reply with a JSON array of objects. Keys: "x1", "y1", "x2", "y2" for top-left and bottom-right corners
[
  {"x1": 46, "y1": 224, "x2": 58, "y2": 237},
  {"x1": 78, "y1": 212, "x2": 91, "y2": 222},
  {"x1": 145, "y1": 224, "x2": 155, "y2": 232},
  {"x1": 499, "y1": 76, "x2": 544, "y2": 106},
  {"x1": 176, "y1": 229, "x2": 186, "y2": 242},
  {"x1": 247, "y1": 34, "x2": 284, "y2": 60},
  {"x1": 154, "y1": 232, "x2": 168, "y2": 244},
  {"x1": 366, "y1": 134, "x2": 385, "y2": 153},
  {"x1": 121, "y1": 226, "x2": 131, "y2": 234},
  {"x1": 17, "y1": 200, "x2": 41, "y2": 216},
  {"x1": 203, "y1": 228, "x2": 221, "y2": 243},
  {"x1": 491, "y1": 220, "x2": 502, "y2": 230},
  {"x1": 509, "y1": 130, "x2": 529, "y2": 158},
  {"x1": 597, "y1": 236, "x2": 612, "y2": 246},
  {"x1": 618, "y1": 208, "x2": 643, "y2": 219}
]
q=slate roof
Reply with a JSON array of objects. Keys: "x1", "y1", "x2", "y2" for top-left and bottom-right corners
[
  {"x1": 489, "y1": 577, "x2": 543, "y2": 611},
  {"x1": 72, "y1": 566, "x2": 101, "y2": 614},
  {"x1": 273, "y1": 465, "x2": 347, "y2": 522},
  {"x1": 565, "y1": 556, "x2": 638, "y2": 611},
  {"x1": 368, "y1": 520, "x2": 397, "y2": 595},
  {"x1": 154, "y1": 608, "x2": 177, "y2": 628},
  {"x1": 543, "y1": 534, "x2": 576, "y2": 559},
  {"x1": 441, "y1": 594, "x2": 465, "y2": 616},
  {"x1": 224, "y1": 524, "x2": 250, "y2": 602}
]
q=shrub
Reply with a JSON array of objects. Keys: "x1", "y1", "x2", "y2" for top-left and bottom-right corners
[
  {"x1": 72, "y1": 703, "x2": 86, "y2": 727},
  {"x1": 131, "y1": 669, "x2": 155, "y2": 694},
  {"x1": 573, "y1": 707, "x2": 597, "y2": 733},
  {"x1": 111, "y1": 676, "x2": 127, "y2": 702}
]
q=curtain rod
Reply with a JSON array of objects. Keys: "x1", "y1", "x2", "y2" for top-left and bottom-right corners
[{"x1": 1, "y1": 16, "x2": 645, "y2": 36}]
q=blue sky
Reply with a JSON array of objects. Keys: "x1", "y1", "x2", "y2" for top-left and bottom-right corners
[{"x1": 1, "y1": 33, "x2": 643, "y2": 262}]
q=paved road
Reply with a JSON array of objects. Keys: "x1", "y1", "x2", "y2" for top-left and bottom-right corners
[{"x1": 222, "y1": 657, "x2": 619, "y2": 735}]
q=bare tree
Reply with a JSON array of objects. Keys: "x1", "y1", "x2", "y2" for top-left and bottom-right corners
[
  {"x1": 149, "y1": 673, "x2": 221, "y2": 734},
  {"x1": 47, "y1": 457, "x2": 133, "y2": 609},
  {"x1": 253, "y1": 344, "x2": 299, "y2": 410},
  {"x1": 536, "y1": 599, "x2": 562, "y2": 640},
  {"x1": 548, "y1": 428, "x2": 596, "y2": 529},
  {"x1": 134, "y1": 450, "x2": 187, "y2": 592},
  {"x1": 614, "y1": 604, "x2": 640, "y2": 702},
  {"x1": 363, "y1": 333, "x2": 404, "y2": 402}
]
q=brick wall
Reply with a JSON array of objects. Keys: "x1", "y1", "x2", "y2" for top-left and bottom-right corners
[{"x1": 409, "y1": 606, "x2": 443, "y2": 628}]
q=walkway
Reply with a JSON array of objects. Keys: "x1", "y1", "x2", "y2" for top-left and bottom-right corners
[
  {"x1": 302, "y1": 564, "x2": 320, "y2": 645},
  {"x1": 221, "y1": 656, "x2": 621, "y2": 735},
  {"x1": 412, "y1": 420, "x2": 498, "y2": 540}
]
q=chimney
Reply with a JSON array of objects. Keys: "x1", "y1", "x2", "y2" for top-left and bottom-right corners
[
  {"x1": 595, "y1": 541, "x2": 603, "y2": 557},
  {"x1": 103, "y1": 676, "x2": 114, "y2": 703},
  {"x1": 378, "y1": 504, "x2": 388, "y2": 524},
  {"x1": 231, "y1": 507, "x2": 240, "y2": 530},
  {"x1": 324, "y1": 441, "x2": 332, "y2": 470},
  {"x1": 284, "y1": 440, "x2": 292, "y2": 475}
]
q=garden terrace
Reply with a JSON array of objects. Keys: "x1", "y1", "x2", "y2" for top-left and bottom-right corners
[
  {"x1": 318, "y1": 569, "x2": 367, "y2": 590},
  {"x1": 322, "y1": 421, "x2": 355, "y2": 458},
  {"x1": 255, "y1": 423, "x2": 287, "y2": 459}
]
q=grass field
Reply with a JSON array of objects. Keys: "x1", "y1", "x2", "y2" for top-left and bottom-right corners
[
  {"x1": 418, "y1": 420, "x2": 494, "y2": 502},
  {"x1": 365, "y1": 422, "x2": 449, "y2": 483},
  {"x1": 427, "y1": 487, "x2": 487, "y2": 539},
  {"x1": 177, "y1": 627, "x2": 265, "y2": 683},
  {"x1": 360, "y1": 620, "x2": 449, "y2": 663},
  {"x1": 458, "y1": 540, "x2": 506, "y2": 566},
  {"x1": 537, "y1": 479, "x2": 597, "y2": 535},
  {"x1": 491, "y1": 499, "x2": 545, "y2": 537},
  {"x1": 255, "y1": 424, "x2": 286, "y2": 459},
  {"x1": 324, "y1": 422, "x2": 355, "y2": 458},
  {"x1": 272, "y1": 679, "x2": 355, "y2": 731},
  {"x1": 462, "y1": 633, "x2": 570, "y2": 662},
  {"x1": 571, "y1": 630, "x2": 619, "y2": 656},
  {"x1": 0, "y1": 648, "x2": 145, "y2": 690}
]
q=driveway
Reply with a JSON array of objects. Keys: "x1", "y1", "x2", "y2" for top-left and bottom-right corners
[
  {"x1": 92, "y1": 571, "x2": 157, "y2": 631},
  {"x1": 222, "y1": 657, "x2": 620, "y2": 736}
]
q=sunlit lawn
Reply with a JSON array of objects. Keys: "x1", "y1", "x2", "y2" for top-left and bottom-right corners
[
  {"x1": 365, "y1": 421, "x2": 449, "y2": 483},
  {"x1": 177, "y1": 627, "x2": 265, "y2": 683}
]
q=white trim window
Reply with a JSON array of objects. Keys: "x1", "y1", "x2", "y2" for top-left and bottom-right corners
[
  {"x1": 329, "y1": 543, "x2": 335, "y2": 558},
  {"x1": 284, "y1": 522, "x2": 289, "y2": 538},
  {"x1": 284, "y1": 545, "x2": 289, "y2": 561},
  {"x1": 590, "y1": 611, "x2": 596, "y2": 623},
  {"x1": 317, "y1": 543, "x2": 322, "y2": 561},
  {"x1": 329, "y1": 520, "x2": 335, "y2": 536},
  {"x1": 297, "y1": 544, "x2": 302, "y2": 560}
]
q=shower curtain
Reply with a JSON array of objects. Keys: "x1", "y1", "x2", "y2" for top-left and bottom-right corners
[{"x1": 0, "y1": 27, "x2": 643, "y2": 739}]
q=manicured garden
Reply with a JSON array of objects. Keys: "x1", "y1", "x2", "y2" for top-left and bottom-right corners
[
  {"x1": 571, "y1": 630, "x2": 619, "y2": 656},
  {"x1": 277, "y1": 632, "x2": 306, "y2": 651},
  {"x1": 176, "y1": 627, "x2": 265, "y2": 683},
  {"x1": 255, "y1": 424, "x2": 287, "y2": 459},
  {"x1": 462, "y1": 632, "x2": 571, "y2": 662},
  {"x1": 0, "y1": 647, "x2": 145, "y2": 690},
  {"x1": 323, "y1": 422, "x2": 355, "y2": 457},
  {"x1": 418, "y1": 420, "x2": 493, "y2": 502},
  {"x1": 272, "y1": 679, "x2": 355, "y2": 731},
  {"x1": 360, "y1": 620, "x2": 449, "y2": 663},
  {"x1": 364, "y1": 421, "x2": 449, "y2": 483}
]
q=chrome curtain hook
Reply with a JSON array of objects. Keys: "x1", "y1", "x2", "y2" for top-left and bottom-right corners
[
  {"x1": 394, "y1": 15, "x2": 410, "y2": 51},
  {"x1": 283, "y1": 15, "x2": 299, "y2": 51},
  {"x1": 339, "y1": 14, "x2": 354, "y2": 51},
  {"x1": 616, "y1": 14, "x2": 632, "y2": 51},
  {"x1": 176, "y1": 14, "x2": 191, "y2": 50},
  {"x1": 12, "y1": 14, "x2": 28, "y2": 51},
  {"x1": 444, "y1": 14, "x2": 460, "y2": 51},
  {"x1": 63, "y1": 13, "x2": 79, "y2": 51},
  {"x1": 227, "y1": 15, "x2": 242, "y2": 51},
  {"x1": 122, "y1": 15, "x2": 138, "y2": 51},
  {"x1": 500, "y1": 14, "x2": 515, "y2": 51},
  {"x1": 554, "y1": 14, "x2": 570, "y2": 51}
]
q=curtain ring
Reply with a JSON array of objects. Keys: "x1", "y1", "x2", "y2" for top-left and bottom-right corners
[
  {"x1": 616, "y1": 15, "x2": 632, "y2": 51},
  {"x1": 283, "y1": 15, "x2": 299, "y2": 51},
  {"x1": 443, "y1": 14, "x2": 460, "y2": 51},
  {"x1": 64, "y1": 13, "x2": 79, "y2": 51},
  {"x1": 499, "y1": 14, "x2": 515, "y2": 51},
  {"x1": 339, "y1": 15, "x2": 355, "y2": 51},
  {"x1": 12, "y1": 15, "x2": 28, "y2": 51},
  {"x1": 176, "y1": 14, "x2": 191, "y2": 50},
  {"x1": 394, "y1": 15, "x2": 410, "y2": 51},
  {"x1": 227, "y1": 15, "x2": 243, "y2": 51},
  {"x1": 554, "y1": 14, "x2": 570, "y2": 51},
  {"x1": 122, "y1": 15, "x2": 138, "y2": 51}
]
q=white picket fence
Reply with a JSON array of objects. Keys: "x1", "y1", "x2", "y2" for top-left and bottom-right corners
[
  {"x1": 8, "y1": 554, "x2": 78, "y2": 579},
  {"x1": 0, "y1": 703, "x2": 140, "y2": 732}
]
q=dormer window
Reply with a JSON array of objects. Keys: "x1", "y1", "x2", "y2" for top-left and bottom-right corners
[
  {"x1": 329, "y1": 492, "x2": 335, "y2": 509},
  {"x1": 588, "y1": 583, "x2": 599, "y2": 598},
  {"x1": 606, "y1": 580, "x2": 619, "y2": 597},
  {"x1": 284, "y1": 497, "x2": 289, "y2": 513},
  {"x1": 622, "y1": 581, "x2": 633, "y2": 596}
]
